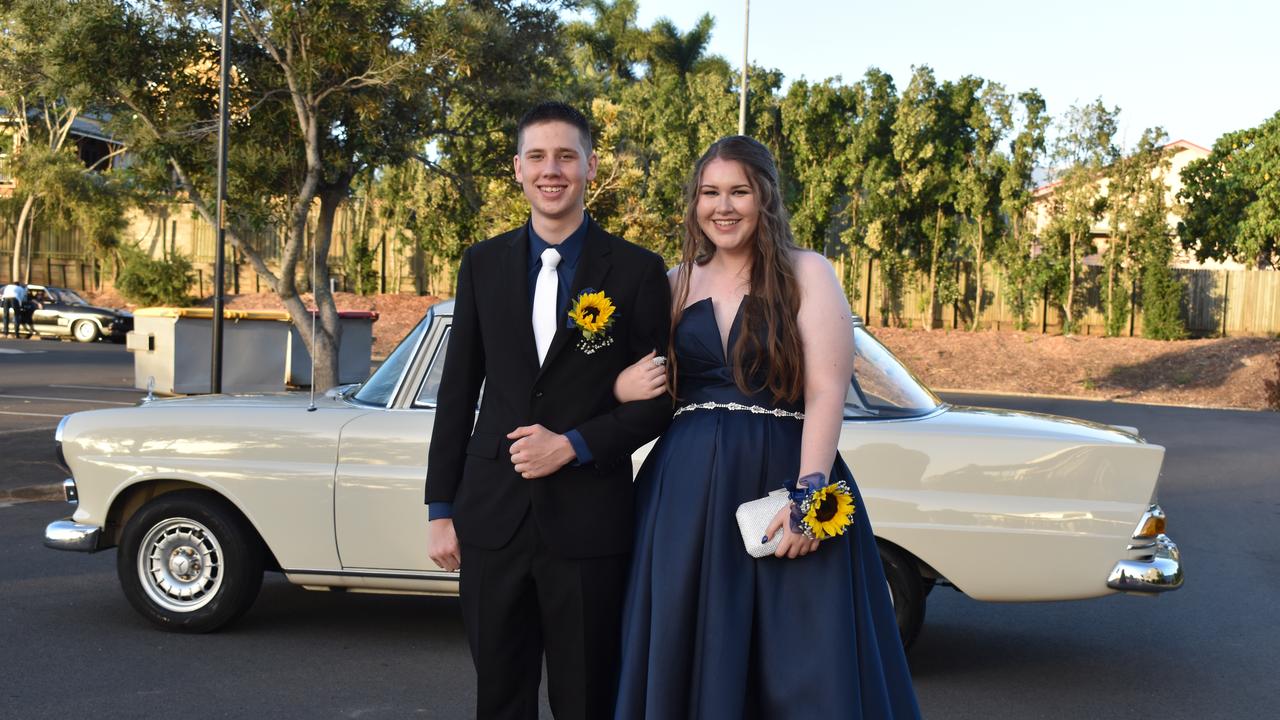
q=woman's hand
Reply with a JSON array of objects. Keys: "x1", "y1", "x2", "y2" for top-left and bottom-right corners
[
  {"x1": 613, "y1": 350, "x2": 668, "y2": 403},
  {"x1": 764, "y1": 503, "x2": 820, "y2": 559}
]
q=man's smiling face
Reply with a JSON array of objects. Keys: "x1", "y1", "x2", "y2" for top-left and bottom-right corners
[{"x1": 514, "y1": 120, "x2": 597, "y2": 227}]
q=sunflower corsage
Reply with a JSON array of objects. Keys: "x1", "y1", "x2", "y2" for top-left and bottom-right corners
[
  {"x1": 785, "y1": 472, "x2": 856, "y2": 540},
  {"x1": 566, "y1": 288, "x2": 617, "y2": 355}
]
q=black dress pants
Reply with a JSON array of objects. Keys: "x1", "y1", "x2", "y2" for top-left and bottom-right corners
[
  {"x1": 459, "y1": 509, "x2": 628, "y2": 720},
  {"x1": 1, "y1": 298, "x2": 14, "y2": 335}
]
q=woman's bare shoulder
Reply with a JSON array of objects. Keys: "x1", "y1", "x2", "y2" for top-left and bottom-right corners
[
  {"x1": 790, "y1": 249, "x2": 838, "y2": 283},
  {"x1": 666, "y1": 263, "x2": 688, "y2": 293}
]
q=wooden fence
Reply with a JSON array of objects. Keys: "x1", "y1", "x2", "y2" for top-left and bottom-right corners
[{"x1": 833, "y1": 257, "x2": 1280, "y2": 337}]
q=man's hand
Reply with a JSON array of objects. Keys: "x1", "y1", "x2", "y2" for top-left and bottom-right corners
[
  {"x1": 507, "y1": 424, "x2": 577, "y2": 479},
  {"x1": 428, "y1": 518, "x2": 461, "y2": 572}
]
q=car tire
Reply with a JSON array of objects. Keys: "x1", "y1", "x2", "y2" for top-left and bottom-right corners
[
  {"x1": 117, "y1": 490, "x2": 265, "y2": 633},
  {"x1": 879, "y1": 542, "x2": 926, "y2": 650},
  {"x1": 72, "y1": 319, "x2": 100, "y2": 343}
]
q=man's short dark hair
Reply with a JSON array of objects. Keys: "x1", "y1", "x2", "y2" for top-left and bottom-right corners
[{"x1": 516, "y1": 101, "x2": 593, "y2": 153}]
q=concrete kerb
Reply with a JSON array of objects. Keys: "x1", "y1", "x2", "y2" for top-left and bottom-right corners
[{"x1": 935, "y1": 387, "x2": 1268, "y2": 413}]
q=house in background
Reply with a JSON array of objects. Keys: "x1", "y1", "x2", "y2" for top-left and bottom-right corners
[
  {"x1": 1029, "y1": 139, "x2": 1239, "y2": 270},
  {"x1": 0, "y1": 112, "x2": 126, "y2": 194}
]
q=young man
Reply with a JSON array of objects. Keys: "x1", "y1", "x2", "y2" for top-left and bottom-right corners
[{"x1": 424, "y1": 102, "x2": 672, "y2": 720}]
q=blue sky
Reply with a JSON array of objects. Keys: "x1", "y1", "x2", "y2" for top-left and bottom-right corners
[{"x1": 602, "y1": 0, "x2": 1279, "y2": 149}]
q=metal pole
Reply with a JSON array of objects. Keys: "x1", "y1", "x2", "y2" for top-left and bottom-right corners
[
  {"x1": 211, "y1": 0, "x2": 231, "y2": 393},
  {"x1": 737, "y1": 0, "x2": 749, "y2": 135}
]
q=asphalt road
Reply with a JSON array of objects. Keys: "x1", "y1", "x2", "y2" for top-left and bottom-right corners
[
  {"x1": 1, "y1": 339, "x2": 1277, "y2": 718},
  {"x1": 0, "y1": 336, "x2": 142, "y2": 498}
]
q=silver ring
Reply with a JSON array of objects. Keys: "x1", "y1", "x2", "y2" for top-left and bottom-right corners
[{"x1": 652, "y1": 356, "x2": 667, "y2": 367}]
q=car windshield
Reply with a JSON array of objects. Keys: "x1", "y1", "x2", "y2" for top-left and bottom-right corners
[
  {"x1": 56, "y1": 289, "x2": 89, "y2": 305},
  {"x1": 352, "y1": 311, "x2": 431, "y2": 406},
  {"x1": 845, "y1": 325, "x2": 941, "y2": 419}
]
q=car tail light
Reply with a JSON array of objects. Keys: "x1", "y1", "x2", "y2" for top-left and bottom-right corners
[{"x1": 1133, "y1": 505, "x2": 1167, "y2": 539}]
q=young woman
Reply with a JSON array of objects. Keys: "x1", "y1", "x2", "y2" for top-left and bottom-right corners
[{"x1": 612, "y1": 136, "x2": 921, "y2": 719}]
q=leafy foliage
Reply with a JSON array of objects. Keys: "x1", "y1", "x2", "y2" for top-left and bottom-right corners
[
  {"x1": 115, "y1": 245, "x2": 194, "y2": 306},
  {"x1": 8, "y1": 0, "x2": 1265, "y2": 349},
  {"x1": 1177, "y1": 111, "x2": 1280, "y2": 269}
]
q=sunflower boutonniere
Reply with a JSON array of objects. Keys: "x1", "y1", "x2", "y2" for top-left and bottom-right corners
[{"x1": 566, "y1": 288, "x2": 617, "y2": 354}]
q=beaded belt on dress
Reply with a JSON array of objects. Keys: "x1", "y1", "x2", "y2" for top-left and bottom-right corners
[{"x1": 674, "y1": 401, "x2": 805, "y2": 420}]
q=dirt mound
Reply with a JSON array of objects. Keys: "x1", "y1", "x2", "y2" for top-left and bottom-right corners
[{"x1": 873, "y1": 326, "x2": 1280, "y2": 411}]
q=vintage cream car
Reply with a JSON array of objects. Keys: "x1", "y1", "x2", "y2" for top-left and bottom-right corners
[{"x1": 45, "y1": 300, "x2": 1182, "y2": 646}]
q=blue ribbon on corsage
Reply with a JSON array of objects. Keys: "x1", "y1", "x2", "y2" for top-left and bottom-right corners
[{"x1": 784, "y1": 471, "x2": 856, "y2": 540}]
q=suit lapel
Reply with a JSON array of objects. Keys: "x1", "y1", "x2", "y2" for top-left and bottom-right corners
[
  {"x1": 502, "y1": 226, "x2": 540, "y2": 373},
  {"x1": 535, "y1": 220, "x2": 612, "y2": 381}
]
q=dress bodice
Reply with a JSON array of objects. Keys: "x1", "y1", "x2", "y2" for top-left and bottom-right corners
[{"x1": 672, "y1": 297, "x2": 803, "y2": 413}]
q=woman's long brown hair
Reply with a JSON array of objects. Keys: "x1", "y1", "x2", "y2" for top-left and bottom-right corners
[{"x1": 669, "y1": 136, "x2": 805, "y2": 404}]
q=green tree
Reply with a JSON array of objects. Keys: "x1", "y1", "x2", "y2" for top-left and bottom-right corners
[
  {"x1": 1104, "y1": 128, "x2": 1174, "y2": 336},
  {"x1": 995, "y1": 89, "x2": 1049, "y2": 330},
  {"x1": 87, "y1": 0, "x2": 561, "y2": 390},
  {"x1": 839, "y1": 70, "x2": 900, "y2": 318},
  {"x1": 0, "y1": 0, "x2": 129, "y2": 282},
  {"x1": 1177, "y1": 110, "x2": 1280, "y2": 269},
  {"x1": 953, "y1": 81, "x2": 1011, "y2": 330},
  {"x1": 1042, "y1": 99, "x2": 1119, "y2": 333},
  {"x1": 891, "y1": 66, "x2": 950, "y2": 329},
  {"x1": 781, "y1": 79, "x2": 854, "y2": 253}
]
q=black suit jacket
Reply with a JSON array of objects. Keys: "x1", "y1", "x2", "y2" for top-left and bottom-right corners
[{"x1": 425, "y1": 218, "x2": 672, "y2": 558}]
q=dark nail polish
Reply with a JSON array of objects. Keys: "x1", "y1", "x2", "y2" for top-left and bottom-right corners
[{"x1": 761, "y1": 535, "x2": 769, "y2": 543}]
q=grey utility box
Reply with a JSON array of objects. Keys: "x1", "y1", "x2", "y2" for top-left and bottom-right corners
[
  {"x1": 285, "y1": 310, "x2": 378, "y2": 386},
  {"x1": 126, "y1": 308, "x2": 293, "y2": 394}
]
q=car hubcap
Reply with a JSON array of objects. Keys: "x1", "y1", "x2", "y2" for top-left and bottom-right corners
[{"x1": 137, "y1": 518, "x2": 224, "y2": 613}]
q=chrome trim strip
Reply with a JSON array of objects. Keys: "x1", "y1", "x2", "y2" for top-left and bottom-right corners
[
  {"x1": 54, "y1": 414, "x2": 69, "y2": 443},
  {"x1": 1107, "y1": 534, "x2": 1183, "y2": 593},
  {"x1": 283, "y1": 567, "x2": 460, "y2": 581},
  {"x1": 386, "y1": 313, "x2": 439, "y2": 410},
  {"x1": 44, "y1": 520, "x2": 101, "y2": 552}
]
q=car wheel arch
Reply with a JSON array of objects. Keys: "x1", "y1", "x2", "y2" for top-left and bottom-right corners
[
  {"x1": 104, "y1": 479, "x2": 281, "y2": 572},
  {"x1": 874, "y1": 536, "x2": 935, "y2": 650}
]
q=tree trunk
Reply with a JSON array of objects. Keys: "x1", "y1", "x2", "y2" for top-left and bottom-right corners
[
  {"x1": 1065, "y1": 230, "x2": 1077, "y2": 333},
  {"x1": 1105, "y1": 251, "x2": 1115, "y2": 335},
  {"x1": 287, "y1": 181, "x2": 350, "y2": 392},
  {"x1": 971, "y1": 216, "x2": 985, "y2": 331},
  {"x1": 11, "y1": 195, "x2": 36, "y2": 282},
  {"x1": 924, "y1": 208, "x2": 942, "y2": 331}
]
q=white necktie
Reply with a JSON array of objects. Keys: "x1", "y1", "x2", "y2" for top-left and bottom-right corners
[{"x1": 532, "y1": 247, "x2": 561, "y2": 365}]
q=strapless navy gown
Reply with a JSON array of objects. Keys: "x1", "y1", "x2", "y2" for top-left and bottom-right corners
[{"x1": 614, "y1": 298, "x2": 921, "y2": 719}]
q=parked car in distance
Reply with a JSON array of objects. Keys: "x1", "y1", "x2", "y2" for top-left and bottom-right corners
[
  {"x1": 44, "y1": 300, "x2": 1183, "y2": 647},
  {"x1": 25, "y1": 284, "x2": 133, "y2": 342}
]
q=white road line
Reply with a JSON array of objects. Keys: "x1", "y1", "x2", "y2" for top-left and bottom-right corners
[
  {"x1": 0, "y1": 393, "x2": 133, "y2": 406},
  {"x1": 48, "y1": 384, "x2": 144, "y2": 393},
  {"x1": 0, "y1": 410, "x2": 64, "y2": 418},
  {"x1": 0, "y1": 348, "x2": 45, "y2": 354}
]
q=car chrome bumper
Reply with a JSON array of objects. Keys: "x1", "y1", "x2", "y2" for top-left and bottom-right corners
[
  {"x1": 44, "y1": 520, "x2": 102, "y2": 552},
  {"x1": 1107, "y1": 533, "x2": 1183, "y2": 593}
]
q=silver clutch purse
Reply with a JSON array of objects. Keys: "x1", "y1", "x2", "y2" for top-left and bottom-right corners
[{"x1": 736, "y1": 489, "x2": 789, "y2": 558}]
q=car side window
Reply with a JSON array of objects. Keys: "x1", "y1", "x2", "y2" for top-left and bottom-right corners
[{"x1": 413, "y1": 325, "x2": 451, "y2": 408}]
